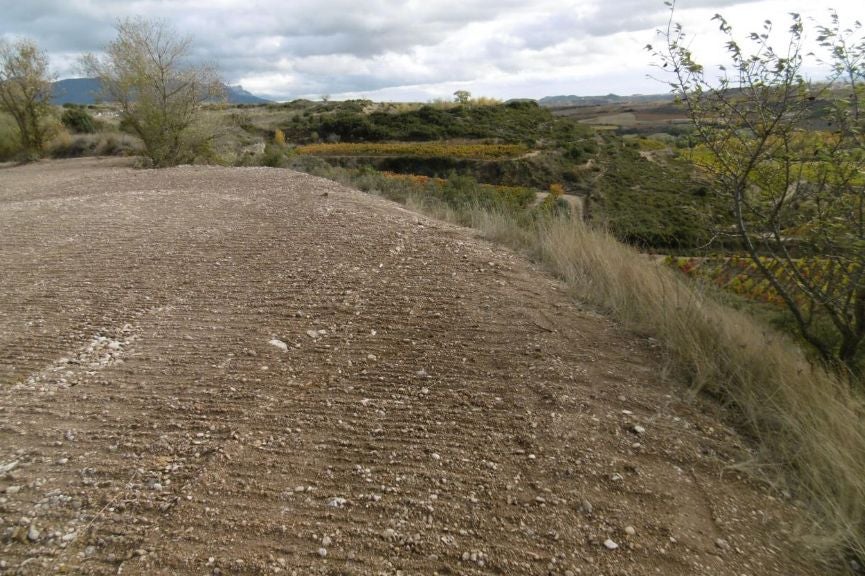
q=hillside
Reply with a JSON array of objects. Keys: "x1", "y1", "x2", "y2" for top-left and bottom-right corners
[
  {"x1": 50, "y1": 78, "x2": 271, "y2": 105},
  {"x1": 539, "y1": 93, "x2": 673, "y2": 107},
  {"x1": 0, "y1": 158, "x2": 821, "y2": 575}
]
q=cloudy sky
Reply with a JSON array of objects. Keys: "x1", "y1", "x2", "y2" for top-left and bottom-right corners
[{"x1": 1, "y1": 0, "x2": 863, "y2": 101}]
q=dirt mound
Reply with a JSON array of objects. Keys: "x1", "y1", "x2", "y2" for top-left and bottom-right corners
[{"x1": 0, "y1": 159, "x2": 820, "y2": 575}]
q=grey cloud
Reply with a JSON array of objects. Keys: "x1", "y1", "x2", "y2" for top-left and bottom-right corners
[
  {"x1": 514, "y1": 0, "x2": 767, "y2": 50},
  {"x1": 0, "y1": 0, "x2": 840, "y2": 99}
]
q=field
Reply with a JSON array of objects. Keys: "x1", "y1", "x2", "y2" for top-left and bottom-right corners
[
  {"x1": 3, "y1": 95, "x2": 864, "y2": 571},
  {"x1": 663, "y1": 255, "x2": 863, "y2": 306},
  {"x1": 0, "y1": 158, "x2": 832, "y2": 575},
  {"x1": 2, "y1": 99, "x2": 704, "y2": 250},
  {"x1": 549, "y1": 99, "x2": 691, "y2": 133},
  {"x1": 3, "y1": 0, "x2": 865, "y2": 568},
  {"x1": 4, "y1": 99, "x2": 848, "y2": 324},
  {"x1": 2, "y1": 99, "x2": 853, "y2": 339}
]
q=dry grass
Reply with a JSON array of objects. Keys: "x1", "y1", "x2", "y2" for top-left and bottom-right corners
[
  {"x1": 46, "y1": 131, "x2": 140, "y2": 158},
  {"x1": 400, "y1": 192, "x2": 865, "y2": 567}
]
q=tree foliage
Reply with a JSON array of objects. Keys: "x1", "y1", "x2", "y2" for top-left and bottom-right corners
[
  {"x1": 82, "y1": 18, "x2": 223, "y2": 167},
  {"x1": 61, "y1": 106, "x2": 96, "y2": 134},
  {"x1": 453, "y1": 90, "x2": 471, "y2": 105},
  {"x1": 285, "y1": 100, "x2": 561, "y2": 145},
  {"x1": 0, "y1": 38, "x2": 53, "y2": 158},
  {"x1": 650, "y1": 3, "x2": 865, "y2": 377}
]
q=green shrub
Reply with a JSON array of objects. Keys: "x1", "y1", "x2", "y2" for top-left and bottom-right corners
[
  {"x1": 281, "y1": 101, "x2": 585, "y2": 145},
  {"x1": 0, "y1": 113, "x2": 22, "y2": 160},
  {"x1": 597, "y1": 142, "x2": 724, "y2": 248},
  {"x1": 61, "y1": 106, "x2": 96, "y2": 134},
  {"x1": 259, "y1": 143, "x2": 295, "y2": 167},
  {"x1": 565, "y1": 144, "x2": 584, "y2": 161}
]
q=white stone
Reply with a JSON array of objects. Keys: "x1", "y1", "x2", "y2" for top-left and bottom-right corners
[
  {"x1": 27, "y1": 525, "x2": 40, "y2": 542},
  {"x1": 269, "y1": 339, "x2": 288, "y2": 351}
]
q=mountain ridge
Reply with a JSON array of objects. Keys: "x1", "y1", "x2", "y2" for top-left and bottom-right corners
[{"x1": 50, "y1": 77, "x2": 272, "y2": 105}]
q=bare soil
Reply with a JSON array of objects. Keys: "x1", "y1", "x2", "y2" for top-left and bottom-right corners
[{"x1": 0, "y1": 158, "x2": 821, "y2": 575}]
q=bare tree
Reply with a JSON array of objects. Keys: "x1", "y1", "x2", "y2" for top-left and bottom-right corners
[
  {"x1": 650, "y1": 4, "x2": 865, "y2": 378},
  {"x1": 0, "y1": 38, "x2": 53, "y2": 159},
  {"x1": 82, "y1": 18, "x2": 223, "y2": 167}
]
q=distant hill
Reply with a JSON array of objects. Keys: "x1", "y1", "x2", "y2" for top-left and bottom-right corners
[
  {"x1": 50, "y1": 78, "x2": 272, "y2": 105},
  {"x1": 539, "y1": 93, "x2": 673, "y2": 107},
  {"x1": 223, "y1": 85, "x2": 271, "y2": 105},
  {"x1": 51, "y1": 78, "x2": 103, "y2": 105}
]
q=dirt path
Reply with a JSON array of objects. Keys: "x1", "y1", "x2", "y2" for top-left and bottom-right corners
[{"x1": 0, "y1": 158, "x2": 820, "y2": 575}]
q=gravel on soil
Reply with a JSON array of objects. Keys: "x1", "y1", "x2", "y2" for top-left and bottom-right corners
[{"x1": 0, "y1": 158, "x2": 822, "y2": 575}]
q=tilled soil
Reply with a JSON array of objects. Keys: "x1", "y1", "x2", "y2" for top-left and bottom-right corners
[{"x1": 0, "y1": 158, "x2": 820, "y2": 575}]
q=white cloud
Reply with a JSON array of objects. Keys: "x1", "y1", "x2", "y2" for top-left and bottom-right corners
[{"x1": 0, "y1": 0, "x2": 863, "y2": 101}]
